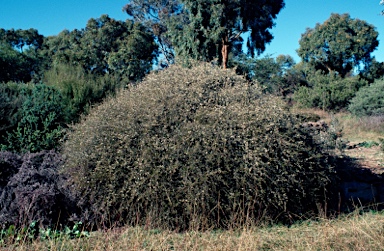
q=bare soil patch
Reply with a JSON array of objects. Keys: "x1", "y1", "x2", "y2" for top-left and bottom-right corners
[{"x1": 344, "y1": 144, "x2": 384, "y2": 174}]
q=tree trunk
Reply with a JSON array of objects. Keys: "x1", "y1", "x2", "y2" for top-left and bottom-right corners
[{"x1": 221, "y1": 36, "x2": 229, "y2": 69}]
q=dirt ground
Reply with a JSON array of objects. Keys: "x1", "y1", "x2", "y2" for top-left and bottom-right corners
[{"x1": 344, "y1": 144, "x2": 384, "y2": 174}]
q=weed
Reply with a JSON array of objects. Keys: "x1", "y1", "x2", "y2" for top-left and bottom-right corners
[{"x1": 357, "y1": 141, "x2": 379, "y2": 148}]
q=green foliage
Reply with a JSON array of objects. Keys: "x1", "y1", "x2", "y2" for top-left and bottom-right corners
[
  {"x1": 0, "y1": 225, "x2": 16, "y2": 244},
  {"x1": 0, "y1": 222, "x2": 36, "y2": 245},
  {"x1": 294, "y1": 72, "x2": 367, "y2": 111},
  {"x1": 39, "y1": 222, "x2": 89, "y2": 240},
  {"x1": 0, "y1": 82, "x2": 28, "y2": 137},
  {"x1": 297, "y1": 13, "x2": 378, "y2": 77},
  {"x1": 0, "y1": 28, "x2": 44, "y2": 83},
  {"x1": 234, "y1": 54, "x2": 298, "y2": 96},
  {"x1": 168, "y1": 0, "x2": 285, "y2": 68},
  {"x1": 42, "y1": 15, "x2": 158, "y2": 82},
  {"x1": 0, "y1": 221, "x2": 88, "y2": 246},
  {"x1": 0, "y1": 28, "x2": 43, "y2": 52},
  {"x1": 1, "y1": 84, "x2": 65, "y2": 152},
  {"x1": 357, "y1": 141, "x2": 379, "y2": 148},
  {"x1": 62, "y1": 63, "x2": 335, "y2": 230},
  {"x1": 348, "y1": 78, "x2": 384, "y2": 117},
  {"x1": 358, "y1": 59, "x2": 384, "y2": 83},
  {"x1": 123, "y1": 0, "x2": 180, "y2": 67},
  {"x1": 106, "y1": 20, "x2": 158, "y2": 81},
  {"x1": 0, "y1": 42, "x2": 31, "y2": 83},
  {"x1": 43, "y1": 63, "x2": 123, "y2": 123}
]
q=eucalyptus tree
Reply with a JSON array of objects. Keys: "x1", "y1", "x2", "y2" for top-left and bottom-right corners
[
  {"x1": 168, "y1": 0, "x2": 285, "y2": 69},
  {"x1": 124, "y1": 0, "x2": 284, "y2": 69},
  {"x1": 0, "y1": 28, "x2": 44, "y2": 82},
  {"x1": 0, "y1": 28, "x2": 43, "y2": 52},
  {"x1": 123, "y1": 0, "x2": 180, "y2": 67},
  {"x1": 42, "y1": 29, "x2": 84, "y2": 68},
  {"x1": 297, "y1": 13, "x2": 379, "y2": 78}
]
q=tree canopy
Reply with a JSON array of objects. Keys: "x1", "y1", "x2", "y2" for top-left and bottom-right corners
[
  {"x1": 125, "y1": 0, "x2": 284, "y2": 69},
  {"x1": 123, "y1": 0, "x2": 180, "y2": 67},
  {"x1": 0, "y1": 28, "x2": 43, "y2": 52},
  {"x1": 170, "y1": 0, "x2": 285, "y2": 69},
  {"x1": 42, "y1": 15, "x2": 158, "y2": 82},
  {"x1": 297, "y1": 13, "x2": 379, "y2": 78},
  {"x1": 0, "y1": 28, "x2": 44, "y2": 82}
]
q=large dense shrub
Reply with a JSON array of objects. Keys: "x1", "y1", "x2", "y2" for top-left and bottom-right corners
[
  {"x1": 294, "y1": 72, "x2": 367, "y2": 111},
  {"x1": 348, "y1": 78, "x2": 384, "y2": 117},
  {"x1": 62, "y1": 63, "x2": 335, "y2": 230},
  {"x1": 0, "y1": 150, "x2": 78, "y2": 228}
]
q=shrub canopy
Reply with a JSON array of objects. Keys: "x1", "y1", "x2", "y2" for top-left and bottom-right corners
[
  {"x1": 348, "y1": 78, "x2": 384, "y2": 117},
  {"x1": 0, "y1": 150, "x2": 77, "y2": 228},
  {"x1": 294, "y1": 72, "x2": 367, "y2": 111},
  {"x1": 62, "y1": 63, "x2": 334, "y2": 230}
]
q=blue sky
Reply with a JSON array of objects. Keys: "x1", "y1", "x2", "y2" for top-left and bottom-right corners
[{"x1": 1, "y1": 0, "x2": 384, "y2": 63}]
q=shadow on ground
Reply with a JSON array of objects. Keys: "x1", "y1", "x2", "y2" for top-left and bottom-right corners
[{"x1": 333, "y1": 155, "x2": 384, "y2": 212}]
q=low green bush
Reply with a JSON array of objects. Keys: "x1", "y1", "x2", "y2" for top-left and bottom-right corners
[
  {"x1": 348, "y1": 78, "x2": 384, "y2": 117},
  {"x1": 1, "y1": 84, "x2": 65, "y2": 153},
  {"x1": 294, "y1": 72, "x2": 367, "y2": 111},
  {"x1": 357, "y1": 141, "x2": 379, "y2": 148},
  {"x1": 62, "y1": 63, "x2": 335, "y2": 230},
  {"x1": 379, "y1": 138, "x2": 384, "y2": 152},
  {"x1": 0, "y1": 82, "x2": 31, "y2": 141}
]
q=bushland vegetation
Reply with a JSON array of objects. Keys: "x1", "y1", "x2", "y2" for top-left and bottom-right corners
[
  {"x1": 348, "y1": 78, "x2": 384, "y2": 117},
  {"x1": 1, "y1": 2, "x2": 384, "y2": 249}
]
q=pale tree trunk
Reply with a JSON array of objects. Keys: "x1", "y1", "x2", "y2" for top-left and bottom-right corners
[{"x1": 221, "y1": 35, "x2": 229, "y2": 69}]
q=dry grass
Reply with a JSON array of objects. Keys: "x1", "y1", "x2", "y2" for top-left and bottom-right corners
[
  {"x1": 5, "y1": 211, "x2": 384, "y2": 250},
  {"x1": 337, "y1": 114, "x2": 384, "y2": 144},
  {"x1": 291, "y1": 107, "x2": 384, "y2": 172},
  {"x1": 291, "y1": 108, "x2": 384, "y2": 143}
]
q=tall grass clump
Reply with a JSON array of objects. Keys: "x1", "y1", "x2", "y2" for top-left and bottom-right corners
[{"x1": 62, "y1": 63, "x2": 335, "y2": 230}]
